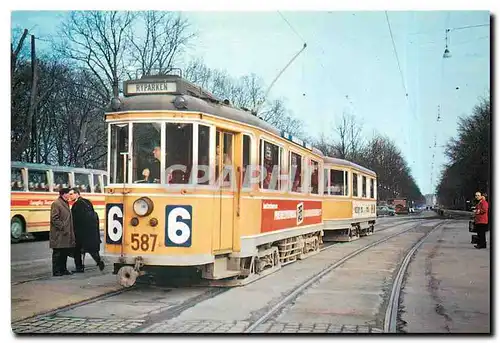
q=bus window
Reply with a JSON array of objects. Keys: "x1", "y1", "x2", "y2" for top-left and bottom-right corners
[
  {"x1": 53, "y1": 172, "x2": 70, "y2": 192},
  {"x1": 75, "y1": 173, "x2": 91, "y2": 193},
  {"x1": 110, "y1": 124, "x2": 129, "y2": 184},
  {"x1": 11, "y1": 168, "x2": 24, "y2": 191},
  {"x1": 28, "y1": 170, "x2": 49, "y2": 192},
  {"x1": 197, "y1": 125, "x2": 210, "y2": 185},
  {"x1": 310, "y1": 160, "x2": 319, "y2": 194},
  {"x1": 93, "y1": 174, "x2": 102, "y2": 193},
  {"x1": 166, "y1": 123, "x2": 193, "y2": 184},
  {"x1": 132, "y1": 122, "x2": 161, "y2": 184},
  {"x1": 290, "y1": 152, "x2": 302, "y2": 192}
]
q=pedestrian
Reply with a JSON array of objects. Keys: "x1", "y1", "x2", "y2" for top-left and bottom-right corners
[
  {"x1": 473, "y1": 191, "x2": 489, "y2": 249},
  {"x1": 71, "y1": 188, "x2": 105, "y2": 272},
  {"x1": 50, "y1": 187, "x2": 76, "y2": 276}
]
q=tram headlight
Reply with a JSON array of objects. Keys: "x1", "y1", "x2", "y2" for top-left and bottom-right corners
[{"x1": 133, "y1": 197, "x2": 154, "y2": 217}]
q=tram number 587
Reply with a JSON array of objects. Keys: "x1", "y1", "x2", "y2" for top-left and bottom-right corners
[{"x1": 165, "y1": 205, "x2": 192, "y2": 247}]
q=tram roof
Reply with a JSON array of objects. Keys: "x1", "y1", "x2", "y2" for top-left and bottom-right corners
[
  {"x1": 323, "y1": 156, "x2": 377, "y2": 177},
  {"x1": 106, "y1": 75, "x2": 325, "y2": 157}
]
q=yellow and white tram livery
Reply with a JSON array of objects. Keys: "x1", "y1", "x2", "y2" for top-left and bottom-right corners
[{"x1": 103, "y1": 74, "x2": 377, "y2": 287}]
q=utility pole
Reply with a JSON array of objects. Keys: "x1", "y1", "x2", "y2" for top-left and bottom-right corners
[{"x1": 28, "y1": 34, "x2": 39, "y2": 163}]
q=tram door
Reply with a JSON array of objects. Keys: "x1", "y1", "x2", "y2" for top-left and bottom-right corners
[{"x1": 214, "y1": 130, "x2": 235, "y2": 252}]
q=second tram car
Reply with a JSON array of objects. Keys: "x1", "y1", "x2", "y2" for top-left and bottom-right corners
[{"x1": 103, "y1": 73, "x2": 377, "y2": 287}]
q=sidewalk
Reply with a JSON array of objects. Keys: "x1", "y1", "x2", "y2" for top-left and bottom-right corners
[
  {"x1": 11, "y1": 271, "x2": 121, "y2": 322},
  {"x1": 401, "y1": 219, "x2": 490, "y2": 333}
]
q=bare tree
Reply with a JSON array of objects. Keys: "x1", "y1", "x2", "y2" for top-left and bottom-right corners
[
  {"x1": 127, "y1": 11, "x2": 195, "y2": 78},
  {"x1": 57, "y1": 11, "x2": 136, "y2": 98},
  {"x1": 332, "y1": 112, "x2": 364, "y2": 160}
]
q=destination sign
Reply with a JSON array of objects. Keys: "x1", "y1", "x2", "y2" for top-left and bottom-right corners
[{"x1": 126, "y1": 81, "x2": 177, "y2": 95}]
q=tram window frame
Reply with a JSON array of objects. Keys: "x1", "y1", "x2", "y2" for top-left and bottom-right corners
[
  {"x1": 74, "y1": 173, "x2": 91, "y2": 193},
  {"x1": 329, "y1": 169, "x2": 347, "y2": 196},
  {"x1": 370, "y1": 177, "x2": 375, "y2": 199},
  {"x1": 289, "y1": 151, "x2": 303, "y2": 193},
  {"x1": 109, "y1": 123, "x2": 129, "y2": 184},
  {"x1": 27, "y1": 169, "x2": 50, "y2": 192},
  {"x1": 197, "y1": 124, "x2": 211, "y2": 186},
  {"x1": 259, "y1": 138, "x2": 281, "y2": 191},
  {"x1": 242, "y1": 134, "x2": 252, "y2": 189},
  {"x1": 323, "y1": 168, "x2": 329, "y2": 195},
  {"x1": 165, "y1": 123, "x2": 194, "y2": 185},
  {"x1": 53, "y1": 171, "x2": 70, "y2": 193},
  {"x1": 352, "y1": 172, "x2": 359, "y2": 197},
  {"x1": 131, "y1": 122, "x2": 162, "y2": 184},
  {"x1": 309, "y1": 159, "x2": 320, "y2": 195},
  {"x1": 362, "y1": 175, "x2": 367, "y2": 198},
  {"x1": 11, "y1": 167, "x2": 25, "y2": 191}
]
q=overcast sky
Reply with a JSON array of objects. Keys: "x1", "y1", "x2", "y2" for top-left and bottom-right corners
[{"x1": 10, "y1": 9, "x2": 491, "y2": 195}]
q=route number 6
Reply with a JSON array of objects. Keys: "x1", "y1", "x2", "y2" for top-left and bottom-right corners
[
  {"x1": 106, "y1": 204, "x2": 123, "y2": 244},
  {"x1": 165, "y1": 205, "x2": 192, "y2": 247}
]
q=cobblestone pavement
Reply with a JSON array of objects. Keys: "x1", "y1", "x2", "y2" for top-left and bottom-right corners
[
  {"x1": 142, "y1": 320, "x2": 383, "y2": 333},
  {"x1": 12, "y1": 316, "x2": 145, "y2": 334}
]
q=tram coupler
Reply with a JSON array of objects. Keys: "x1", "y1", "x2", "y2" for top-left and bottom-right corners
[{"x1": 116, "y1": 256, "x2": 145, "y2": 287}]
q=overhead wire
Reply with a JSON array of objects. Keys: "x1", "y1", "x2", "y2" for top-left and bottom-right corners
[{"x1": 384, "y1": 11, "x2": 409, "y2": 99}]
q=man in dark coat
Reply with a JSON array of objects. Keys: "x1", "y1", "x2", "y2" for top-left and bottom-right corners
[
  {"x1": 50, "y1": 187, "x2": 76, "y2": 276},
  {"x1": 71, "y1": 188, "x2": 105, "y2": 272}
]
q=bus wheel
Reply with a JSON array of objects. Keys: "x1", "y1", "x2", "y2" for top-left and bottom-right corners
[{"x1": 11, "y1": 217, "x2": 24, "y2": 243}]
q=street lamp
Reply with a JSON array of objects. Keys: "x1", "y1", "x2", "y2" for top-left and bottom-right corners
[{"x1": 443, "y1": 29, "x2": 451, "y2": 58}]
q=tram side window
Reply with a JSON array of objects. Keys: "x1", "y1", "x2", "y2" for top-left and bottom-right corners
[
  {"x1": 28, "y1": 170, "x2": 49, "y2": 192},
  {"x1": 166, "y1": 123, "x2": 193, "y2": 184},
  {"x1": 370, "y1": 178, "x2": 375, "y2": 198},
  {"x1": 11, "y1": 168, "x2": 24, "y2": 191},
  {"x1": 198, "y1": 125, "x2": 210, "y2": 185},
  {"x1": 53, "y1": 172, "x2": 70, "y2": 192},
  {"x1": 260, "y1": 140, "x2": 280, "y2": 190},
  {"x1": 103, "y1": 175, "x2": 108, "y2": 187},
  {"x1": 110, "y1": 124, "x2": 129, "y2": 183},
  {"x1": 353, "y1": 173, "x2": 358, "y2": 197},
  {"x1": 132, "y1": 123, "x2": 161, "y2": 184},
  {"x1": 242, "y1": 135, "x2": 251, "y2": 188},
  {"x1": 323, "y1": 168, "x2": 329, "y2": 195},
  {"x1": 75, "y1": 173, "x2": 91, "y2": 193},
  {"x1": 344, "y1": 171, "x2": 349, "y2": 196},
  {"x1": 310, "y1": 160, "x2": 319, "y2": 194},
  {"x1": 329, "y1": 169, "x2": 345, "y2": 196},
  {"x1": 290, "y1": 152, "x2": 302, "y2": 192},
  {"x1": 93, "y1": 174, "x2": 103, "y2": 193},
  {"x1": 362, "y1": 176, "x2": 367, "y2": 198}
]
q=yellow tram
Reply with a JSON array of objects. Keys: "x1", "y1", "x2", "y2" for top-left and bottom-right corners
[{"x1": 103, "y1": 73, "x2": 377, "y2": 287}]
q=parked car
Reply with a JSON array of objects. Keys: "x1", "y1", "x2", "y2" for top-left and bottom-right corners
[{"x1": 377, "y1": 206, "x2": 396, "y2": 216}]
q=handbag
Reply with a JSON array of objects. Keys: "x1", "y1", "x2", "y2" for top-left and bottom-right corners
[{"x1": 468, "y1": 221, "x2": 476, "y2": 233}]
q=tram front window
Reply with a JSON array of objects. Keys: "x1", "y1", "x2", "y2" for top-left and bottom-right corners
[
  {"x1": 166, "y1": 123, "x2": 193, "y2": 184},
  {"x1": 132, "y1": 123, "x2": 161, "y2": 183},
  {"x1": 110, "y1": 124, "x2": 129, "y2": 184}
]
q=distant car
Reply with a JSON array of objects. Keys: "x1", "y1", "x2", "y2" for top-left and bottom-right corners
[{"x1": 377, "y1": 206, "x2": 396, "y2": 216}]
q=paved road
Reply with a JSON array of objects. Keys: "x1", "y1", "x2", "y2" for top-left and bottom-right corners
[{"x1": 14, "y1": 211, "x2": 486, "y2": 334}]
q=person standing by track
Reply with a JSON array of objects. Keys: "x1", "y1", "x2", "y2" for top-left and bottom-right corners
[
  {"x1": 50, "y1": 188, "x2": 76, "y2": 276},
  {"x1": 473, "y1": 191, "x2": 489, "y2": 249}
]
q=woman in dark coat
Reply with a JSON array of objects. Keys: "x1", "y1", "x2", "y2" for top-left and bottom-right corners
[{"x1": 71, "y1": 188, "x2": 105, "y2": 272}]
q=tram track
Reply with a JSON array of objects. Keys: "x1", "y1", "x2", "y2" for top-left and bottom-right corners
[
  {"x1": 383, "y1": 220, "x2": 447, "y2": 332},
  {"x1": 244, "y1": 219, "x2": 446, "y2": 333}
]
